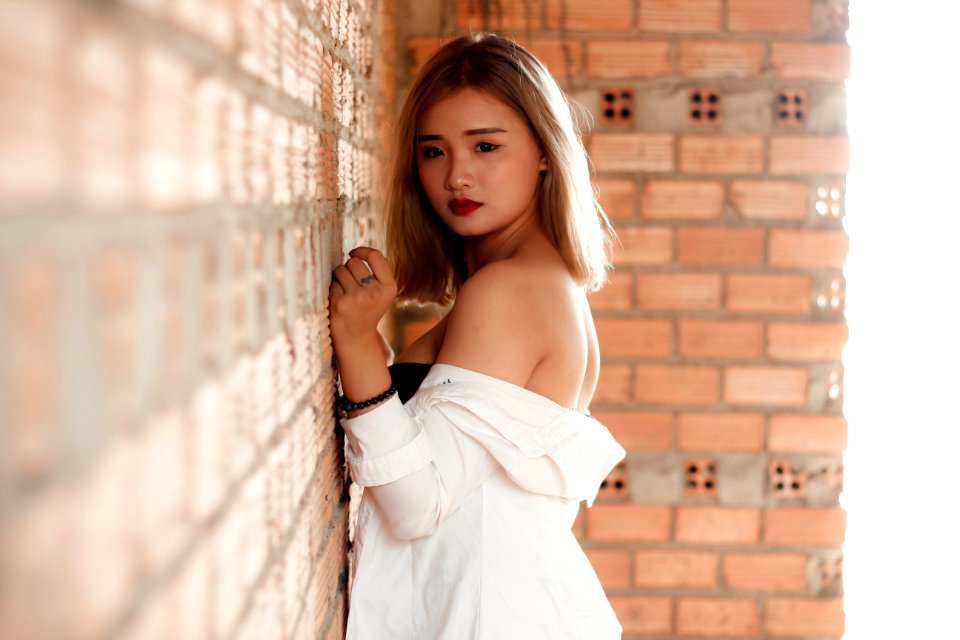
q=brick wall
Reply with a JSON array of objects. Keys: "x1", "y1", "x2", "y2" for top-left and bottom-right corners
[
  {"x1": 0, "y1": 0, "x2": 396, "y2": 637},
  {"x1": 401, "y1": 1, "x2": 849, "y2": 637}
]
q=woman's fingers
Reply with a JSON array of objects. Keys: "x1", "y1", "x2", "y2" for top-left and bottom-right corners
[
  {"x1": 348, "y1": 247, "x2": 395, "y2": 286},
  {"x1": 345, "y1": 256, "x2": 375, "y2": 284},
  {"x1": 332, "y1": 264, "x2": 358, "y2": 292}
]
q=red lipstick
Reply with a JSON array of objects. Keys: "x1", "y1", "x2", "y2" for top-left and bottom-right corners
[{"x1": 449, "y1": 198, "x2": 482, "y2": 216}]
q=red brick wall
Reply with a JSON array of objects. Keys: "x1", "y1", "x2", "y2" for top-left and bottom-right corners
[
  {"x1": 401, "y1": 1, "x2": 849, "y2": 637},
  {"x1": 0, "y1": 0, "x2": 396, "y2": 637}
]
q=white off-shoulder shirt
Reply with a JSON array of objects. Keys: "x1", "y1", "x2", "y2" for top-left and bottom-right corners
[{"x1": 341, "y1": 364, "x2": 626, "y2": 639}]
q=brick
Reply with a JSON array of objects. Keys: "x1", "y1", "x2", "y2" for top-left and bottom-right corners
[
  {"x1": 678, "y1": 412, "x2": 764, "y2": 452},
  {"x1": 546, "y1": 0, "x2": 633, "y2": 31},
  {"x1": 586, "y1": 503, "x2": 672, "y2": 542},
  {"x1": 637, "y1": 273, "x2": 722, "y2": 311},
  {"x1": 588, "y1": 271, "x2": 633, "y2": 310},
  {"x1": 407, "y1": 37, "x2": 443, "y2": 76},
  {"x1": 634, "y1": 550, "x2": 719, "y2": 588},
  {"x1": 727, "y1": 274, "x2": 811, "y2": 314},
  {"x1": 641, "y1": 180, "x2": 725, "y2": 220},
  {"x1": 639, "y1": 0, "x2": 722, "y2": 32},
  {"x1": 608, "y1": 596, "x2": 673, "y2": 635},
  {"x1": 765, "y1": 508, "x2": 846, "y2": 546},
  {"x1": 596, "y1": 317, "x2": 673, "y2": 357},
  {"x1": 591, "y1": 133, "x2": 675, "y2": 173},
  {"x1": 521, "y1": 38, "x2": 586, "y2": 79},
  {"x1": 768, "y1": 322, "x2": 848, "y2": 361},
  {"x1": 592, "y1": 364, "x2": 632, "y2": 403},
  {"x1": 679, "y1": 135, "x2": 764, "y2": 174},
  {"x1": 457, "y1": 0, "x2": 543, "y2": 30},
  {"x1": 678, "y1": 227, "x2": 764, "y2": 266},
  {"x1": 586, "y1": 40, "x2": 673, "y2": 79},
  {"x1": 766, "y1": 598, "x2": 845, "y2": 636},
  {"x1": 591, "y1": 410, "x2": 673, "y2": 451},
  {"x1": 585, "y1": 549, "x2": 631, "y2": 589},
  {"x1": 727, "y1": 0, "x2": 811, "y2": 33},
  {"x1": 594, "y1": 177, "x2": 637, "y2": 218},
  {"x1": 769, "y1": 136, "x2": 849, "y2": 175},
  {"x1": 730, "y1": 179, "x2": 808, "y2": 221},
  {"x1": 769, "y1": 229, "x2": 848, "y2": 269},
  {"x1": 611, "y1": 226, "x2": 674, "y2": 265},
  {"x1": 678, "y1": 41, "x2": 764, "y2": 78},
  {"x1": 678, "y1": 319, "x2": 763, "y2": 359},
  {"x1": 771, "y1": 42, "x2": 851, "y2": 81},
  {"x1": 635, "y1": 365, "x2": 720, "y2": 405},
  {"x1": 723, "y1": 552, "x2": 808, "y2": 592},
  {"x1": 676, "y1": 506, "x2": 760, "y2": 544},
  {"x1": 724, "y1": 366, "x2": 808, "y2": 407},
  {"x1": 769, "y1": 414, "x2": 848, "y2": 453},
  {"x1": 677, "y1": 598, "x2": 760, "y2": 636}
]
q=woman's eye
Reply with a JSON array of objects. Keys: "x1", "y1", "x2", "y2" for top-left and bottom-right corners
[
  {"x1": 477, "y1": 142, "x2": 499, "y2": 153},
  {"x1": 420, "y1": 147, "x2": 443, "y2": 159}
]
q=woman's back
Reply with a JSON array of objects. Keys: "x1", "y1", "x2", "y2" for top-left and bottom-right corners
[{"x1": 399, "y1": 234, "x2": 600, "y2": 412}]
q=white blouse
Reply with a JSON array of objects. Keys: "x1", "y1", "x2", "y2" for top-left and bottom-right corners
[{"x1": 341, "y1": 364, "x2": 626, "y2": 639}]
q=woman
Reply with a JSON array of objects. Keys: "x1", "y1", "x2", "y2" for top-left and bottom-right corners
[{"x1": 329, "y1": 33, "x2": 626, "y2": 639}]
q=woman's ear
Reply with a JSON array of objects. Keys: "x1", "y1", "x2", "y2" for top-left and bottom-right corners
[{"x1": 539, "y1": 153, "x2": 548, "y2": 173}]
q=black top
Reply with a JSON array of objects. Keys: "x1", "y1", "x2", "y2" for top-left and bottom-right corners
[{"x1": 388, "y1": 362, "x2": 432, "y2": 404}]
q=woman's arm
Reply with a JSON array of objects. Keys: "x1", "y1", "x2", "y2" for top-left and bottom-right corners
[
  {"x1": 329, "y1": 247, "x2": 396, "y2": 416},
  {"x1": 330, "y1": 253, "x2": 546, "y2": 539}
]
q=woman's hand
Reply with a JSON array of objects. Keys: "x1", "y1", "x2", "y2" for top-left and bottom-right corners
[{"x1": 329, "y1": 247, "x2": 398, "y2": 355}]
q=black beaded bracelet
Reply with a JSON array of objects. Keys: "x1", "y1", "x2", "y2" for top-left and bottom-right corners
[{"x1": 337, "y1": 386, "x2": 398, "y2": 414}]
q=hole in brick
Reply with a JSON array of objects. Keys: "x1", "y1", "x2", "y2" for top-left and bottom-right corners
[
  {"x1": 689, "y1": 88, "x2": 721, "y2": 126},
  {"x1": 597, "y1": 462, "x2": 629, "y2": 500},
  {"x1": 816, "y1": 182, "x2": 845, "y2": 218},
  {"x1": 776, "y1": 89, "x2": 808, "y2": 128},
  {"x1": 599, "y1": 89, "x2": 634, "y2": 125},
  {"x1": 684, "y1": 458, "x2": 718, "y2": 498},
  {"x1": 770, "y1": 460, "x2": 807, "y2": 500}
]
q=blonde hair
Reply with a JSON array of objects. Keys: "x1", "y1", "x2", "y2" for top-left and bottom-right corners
[{"x1": 386, "y1": 33, "x2": 614, "y2": 305}]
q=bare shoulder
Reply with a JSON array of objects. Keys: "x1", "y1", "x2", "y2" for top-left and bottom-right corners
[{"x1": 436, "y1": 258, "x2": 570, "y2": 387}]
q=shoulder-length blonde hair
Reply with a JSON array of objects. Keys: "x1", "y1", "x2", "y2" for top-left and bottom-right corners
[{"x1": 386, "y1": 33, "x2": 614, "y2": 305}]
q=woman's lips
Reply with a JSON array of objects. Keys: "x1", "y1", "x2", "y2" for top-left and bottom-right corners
[{"x1": 449, "y1": 199, "x2": 482, "y2": 216}]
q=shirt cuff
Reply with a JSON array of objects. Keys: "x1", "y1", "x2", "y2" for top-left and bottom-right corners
[{"x1": 342, "y1": 395, "x2": 433, "y2": 486}]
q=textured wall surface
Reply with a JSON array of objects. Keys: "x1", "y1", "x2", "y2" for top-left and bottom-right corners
[
  {"x1": 0, "y1": 0, "x2": 396, "y2": 637},
  {"x1": 399, "y1": 1, "x2": 850, "y2": 638}
]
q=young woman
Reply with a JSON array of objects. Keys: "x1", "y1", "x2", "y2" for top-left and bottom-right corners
[{"x1": 329, "y1": 33, "x2": 626, "y2": 639}]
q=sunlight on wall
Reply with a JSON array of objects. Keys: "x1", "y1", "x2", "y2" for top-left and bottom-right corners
[{"x1": 844, "y1": 2, "x2": 960, "y2": 637}]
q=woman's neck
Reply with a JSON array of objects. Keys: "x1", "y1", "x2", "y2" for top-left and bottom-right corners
[{"x1": 462, "y1": 214, "x2": 546, "y2": 275}]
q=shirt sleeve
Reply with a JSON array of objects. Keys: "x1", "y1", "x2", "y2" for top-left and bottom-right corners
[{"x1": 341, "y1": 395, "x2": 500, "y2": 540}]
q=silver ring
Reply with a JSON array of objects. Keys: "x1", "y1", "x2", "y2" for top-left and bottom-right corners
[{"x1": 359, "y1": 275, "x2": 376, "y2": 286}]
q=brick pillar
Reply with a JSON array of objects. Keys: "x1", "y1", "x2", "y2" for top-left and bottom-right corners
[
  {"x1": 0, "y1": 0, "x2": 397, "y2": 637},
  {"x1": 399, "y1": 1, "x2": 849, "y2": 637}
]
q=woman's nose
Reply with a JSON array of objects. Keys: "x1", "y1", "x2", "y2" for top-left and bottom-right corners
[{"x1": 444, "y1": 153, "x2": 474, "y2": 191}]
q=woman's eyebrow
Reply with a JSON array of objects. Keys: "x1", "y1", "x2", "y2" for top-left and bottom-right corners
[{"x1": 416, "y1": 127, "x2": 508, "y2": 142}]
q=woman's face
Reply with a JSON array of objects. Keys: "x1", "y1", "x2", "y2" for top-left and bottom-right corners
[{"x1": 415, "y1": 88, "x2": 547, "y2": 239}]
